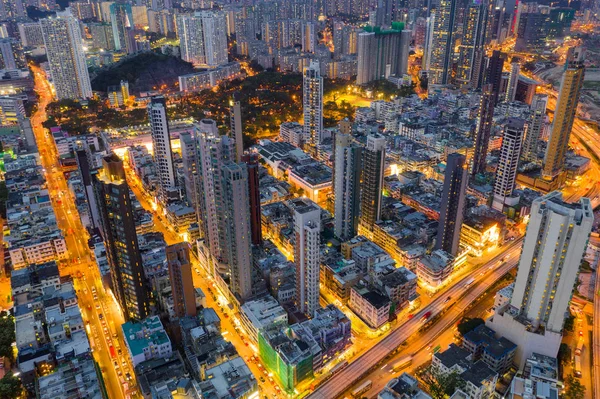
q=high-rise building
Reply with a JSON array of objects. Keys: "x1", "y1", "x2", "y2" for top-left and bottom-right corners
[
  {"x1": 359, "y1": 134, "x2": 385, "y2": 238},
  {"x1": 492, "y1": 118, "x2": 526, "y2": 212},
  {"x1": 221, "y1": 162, "x2": 253, "y2": 300},
  {"x1": 242, "y1": 153, "x2": 262, "y2": 246},
  {"x1": 471, "y1": 83, "x2": 495, "y2": 178},
  {"x1": 230, "y1": 93, "x2": 243, "y2": 163},
  {"x1": 303, "y1": 60, "x2": 323, "y2": 157},
  {"x1": 455, "y1": 1, "x2": 488, "y2": 89},
  {"x1": 429, "y1": 0, "x2": 457, "y2": 85},
  {"x1": 334, "y1": 133, "x2": 362, "y2": 241},
  {"x1": 485, "y1": 50, "x2": 507, "y2": 106},
  {"x1": 294, "y1": 200, "x2": 321, "y2": 317},
  {"x1": 148, "y1": 96, "x2": 178, "y2": 203},
  {"x1": 356, "y1": 24, "x2": 406, "y2": 85},
  {"x1": 515, "y1": 8, "x2": 547, "y2": 53},
  {"x1": 375, "y1": 0, "x2": 394, "y2": 28},
  {"x1": 436, "y1": 153, "x2": 467, "y2": 256},
  {"x1": 109, "y1": 3, "x2": 133, "y2": 53},
  {"x1": 398, "y1": 29, "x2": 411, "y2": 77},
  {"x1": 488, "y1": 192, "x2": 593, "y2": 367},
  {"x1": 93, "y1": 154, "x2": 149, "y2": 321},
  {"x1": 505, "y1": 58, "x2": 521, "y2": 103},
  {"x1": 75, "y1": 149, "x2": 100, "y2": 229},
  {"x1": 177, "y1": 11, "x2": 228, "y2": 68},
  {"x1": 521, "y1": 94, "x2": 547, "y2": 164},
  {"x1": 302, "y1": 21, "x2": 317, "y2": 53},
  {"x1": 421, "y1": 12, "x2": 435, "y2": 72},
  {"x1": 180, "y1": 131, "x2": 197, "y2": 207},
  {"x1": 542, "y1": 47, "x2": 585, "y2": 180},
  {"x1": 0, "y1": 38, "x2": 18, "y2": 70},
  {"x1": 166, "y1": 242, "x2": 197, "y2": 318},
  {"x1": 40, "y1": 10, "x2": 92, "y2": 100}
]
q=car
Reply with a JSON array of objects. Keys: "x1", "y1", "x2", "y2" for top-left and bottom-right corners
[
  {"x1": 260, "y1": 376, "x2": 265, "y2": 383},
  {"x1": 113, "y1": 361, "x2": 118, "y2": 367},
  {"x1": 407, "y1": 314, "x2": 414, "y2": 319},
  {"x1": 95, "y1": 304, "x2": 101, "y2": 310},
  {"x1": 444, "y1": 296, "x2": 452, "y2": 303},
  {"x1": 579, "y1": 331, "x2": 583, "y2": 336},
  {"x1": 98, "y1": 313, "x2": 103, "y2": 319}
]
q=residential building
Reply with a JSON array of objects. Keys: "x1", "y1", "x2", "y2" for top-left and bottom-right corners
[
  {"x1": 230, "y1": 93, "x2": 243, "y2": 162},
  {"x1": 240, "y1": 295, "x2": 288, "y2": 341},
  {"x1": 148, "y1": 96, "x2": 178, "y2": 204},
  {"x1": 455, "y1": 2, "x2": 487, "y2": 89},
  {"x1": 487, "y1": 192, "x2": 593, "y2": 367},
  {"x1": 37, "y1": 357, "x2": 103, "y2": 399},
  {"x1": 521, "y1": 94, "x2": 547, "y2": 164},
  {"x1": 462, "y1": 325, "x2": 516, "y2": 374},
  {"x1": 334, "y1": 132, "x2": 362, "y2": 241},
  {"x1": 417, "y1": 249, "x2": 455, "y2": 289},
  {"x1": 429, "y1": 0, "x2": 457, "y2": 85},
  {"x1": 471, "y1": 84, "x2": 494, "y2": 177},
  {"x1": 303, "y1": 60, "x2": 323, "y2": 157},
  {"x1": 177, "y1": 11, "x2": 228, "y2": 68},
  {"x1": 122, "y1": 316, "x2": 172, "y2": 367},
  {"x1": 166, "y1": 242, "x2": 196, "y2": 318},
  {"x1": 359, "y1": 134, "x2": 386, "y2": 239},
  {"x1": 349, "y1": 282, "x2": 390, "y2": 329},
  {"x1": 93, "y1": 154, "x2": 149, "y2": 321},
  {"x1": 492, "y1": 118, "x2": 526, "y2": 212},
  {"x1": 109, "y1": 3, "x2": 133, "y2": 53},
  {"x1": 378, "y1": 373, "x2": 432, "y2": 399},
  {"x1": 294, "y1": 199, "x2": 321, "y2": 317},
  {"x1": 242, "y1": 153, "x2": 263, "y2": 246},
  {"x1": 356, "y1": 24, "x2": 407, "y2": 85},
  {"x1": 40, "y1": 10, "x2": 92, "y2": 99}
]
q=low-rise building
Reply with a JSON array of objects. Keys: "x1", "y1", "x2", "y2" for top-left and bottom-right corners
[
  {"x1": 166, "y1": 202, "x2": 196, "y2": 233},
  {"x1": 376, "y1": 267, "x2": 418, "y2": 311},
  {"x1": 288, "y1": 163, "x2": 332, "y2": 206},
  {"x1": 417, "y1": 249, "x2": 455, "y2": 289},
  {"x1": 122, "y1": 316, "x2": 173, "y2": 367},
  {"x1": 462, "y1": 325, "x2": 516, "y2": 374},
  {"x1": 523, "y1": 353, "x2": 559, "y2": 386},
  {"x1": 349, "y1": 282, "x2": 391, "y2": 329},
  {"x1": 201, "y1": 356, "x2": 259, "y2": 398},
  {"x1": 37, "y1": 357, "x2": 103, "y2": 399},
  {"x1": 240, "y1": 295, "x2": 288, "y2": 342},
  {"x1": 378, "y1": 373, "x2": 432, "y2": 399}
]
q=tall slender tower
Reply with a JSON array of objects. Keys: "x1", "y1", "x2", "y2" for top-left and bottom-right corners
[
  {"x1": 471, "y1": 83, "x2": 494, "y2": 178},
  {"x1": 148, "y1": 96, "x2": 177, "y2": 204},
  {"x1": 334, "y1": 133, "x2": 362, "y2": 241},
  {"x1": 167, "y1": 242, "x2": 197, "y2": 318},
  {"x1": 505, "y1": 58, "x2": 521, "y2": 103},
  {"x1": 485, "y1": 50, "x2": 507, "y2": 105},
  {"x1": 93, "y1": 154, "x2": 149, "y2": 321},
  {"x1": 176, "y1": 11, "x2": 229, "y2": 68},
  {"x1": 359, "y1": 134, "x2": 386, "y2": 238},
  {"x1": 303, "y1": 60, "x2": 323, "y2": 157},
  {"x1": 542, "y1": 47, "x2": 586, "y2": 180},
  {"x1": 398, "y1": 29, "x2": 412, "y2": 77},
  {"x1": 521, "y1": 94, "x2": 547, "y2": 164},
  {"x1": 40, "y1": 10, "x2": 92, "y2": 100},
  {"x1": 436, "y1": 153, "x2": 467, "y2": 256},
  {"x1": 242, "y1": 153, "x2": 262, "y2": 246},
  {"x1": 294, "y1": 200, "x2": 321, "y2": 317},
  {"x1": 422, "y1": 11, "x2": 435, "y2": 72},
  {"x1": 230, "y1": 93, "x2": 243, "y2": 163},
  {"x1": 109, "y1": 3, "x2": 133, "y2": 53},
  {"x1": 456, "y1": 1, "x2": 488, "y2": 89},
  {"x1": 180, "y1": 132, "x2": 197, "y2": 207},
  {"x1": 492, "y1": 118, "x2": 526, "y2": 211},
  {"x1": 429, "y1": 0, "x2": 458, "y2": 85}
]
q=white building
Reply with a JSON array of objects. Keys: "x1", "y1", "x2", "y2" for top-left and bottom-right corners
[
  {"x1": 148, "y1": 96, "x2": 177, "y2": 203},
  {"x1": 488, "y1": 192, "x2": 593, "y2": 368},
  {"x1": 240, "y1": 295, "x2": 288, "y2": 341},
  {"x1": 122, "y1": 316, "x2": 172, "y2": 367},
  {"x1": 492, "y1": 118, "x2": 526, "y2": 211},
  {"x1": 40, "y1": 10, "x2": 92, "y2": 100},
  {"x1": 176, "y1": 11, "x2": 228, "y2": 68},
  {"x1": 294, "y1": 200, "x2": 321, "y2": 317},
  {"x1": 349, "y1": 282, "x2": 391, "y2": 329},
  {"x1": 334, "y1": 132, "x2": 362, "y2": 241},
  {"x1": 303, "y1": 60, "x2": 323, "y2": 155}
]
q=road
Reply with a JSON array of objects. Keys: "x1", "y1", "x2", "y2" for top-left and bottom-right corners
[
  {"x1": 306, "y1": 239, "x2": 523, "y2": 399},
  {"x1": 593, "y1": 272, "x2": 600, "y2": 399},
  {"x1": 29, "y1": 64, "x2": 135, "y2": 399}
]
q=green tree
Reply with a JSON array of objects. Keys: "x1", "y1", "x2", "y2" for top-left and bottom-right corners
[
  {"x1": 457, "y1": 318, "x2": 485, "y2": 336},
  {"x1": 0, "y1": 373, "x2": 21, "y2": 399},
  {"x1": 0, "y1": 181, "x2": 8, "y2": 219},
  {"x1": 0, "y1": 311, "x2": 15, "y2": 361},
  {"x1": 563, "y1": 374, "x2": 585, "y2": 399},
  {"x1": 421, "y1": 366, "x2": 465, "y2": 399}
]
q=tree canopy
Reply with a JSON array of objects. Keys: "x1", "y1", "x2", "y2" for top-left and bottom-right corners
[
  {"x1": 457, "y1": 318, "x2": 485, "y2": 336},
  {"x1": 421, "y1": 366, "x2": 465, "y2": 399},
  {"x1": 0, "y1": 373, "x2": 21, "y2": 399}
]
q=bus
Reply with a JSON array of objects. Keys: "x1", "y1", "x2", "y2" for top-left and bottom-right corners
[
  {"x1": 351, "y1": 380, "x2": 372, "y2": 398},
  {"x1": 330, "y1": 361, "x2": 348, "y2": 376},
  {"x1": 464, "y1": 277, "x2": 475, "y2": 287},
  {"x1": 391, "y1": 356, "x2": 412, "y2": 372},
  {"x1": 574, "y1": 355, "x2": 582, "y2": 378}
]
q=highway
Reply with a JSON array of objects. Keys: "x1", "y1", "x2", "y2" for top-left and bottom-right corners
[
  {"x1": 30, "y1": 64, "x2": 135, "y2": 399},
  {"x1": 593, "y1": 272, "x2": 600, "y2": 399},
  {"x1": 306, "y1": 239, "x2": 523, "y2": 399}
]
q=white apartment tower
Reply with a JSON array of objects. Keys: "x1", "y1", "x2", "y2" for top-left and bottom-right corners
[
  {"x1": 488, "y1": 192, "x2": 593, "y2": 367},
  {"x1": 148, "y1": 96, "x2": 178, "y2": 203},
  {"x1": 505, "y1": 59, "x2": 521, "y2": 103},
  {"x1": 303, "y1": 60, "x2": 323, "y2": 157},
  {"x1": 40, "y1": 10, "x2": 92, "y2": 100},
  {"x1": 294, "y1": 200, "x2": 321, "y2": 317},
  {"x1": 492, "y1": 118, "x2": 526, "y2": 212},
  {"x1": 177, "y1": 11, "x2": 228, "y2": 68},
  {"x1": 334, "y1": 133, "x2": 362, "y2": 241},
  {"x1": 521, "y1": 94, "x2": 548, "y2": 164}
]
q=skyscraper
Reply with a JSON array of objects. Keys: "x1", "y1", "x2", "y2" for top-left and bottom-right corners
[
  {"x1": 398, "y1": 29, "x2": 411, "y2": 77},
  {"x1": 421, "y1": 12, "x2": 435, "y2": 72},
  {"x1": 471, "y1": 83, "x2": 494, "y2": 178},
  {"x1": 221, "y1": 162, "x2": 253, "y2": 300},
  {"x1": 375, "y1": 0, "x2": 394, "y2": 27},
  {"x1": 436, "y1": 153, "x2": 467, "y2": 256},
  {"x1": 492, "y1": 118, "x2": 526, "y2": 212},
  {"x1": 109, "y1": 3, "x2": 133, "y2": 53},
  {"x1": 455, "y1": 1, "x2": 488, "y2": 89},
  {"x1": 230, "y1": 93, "x2": 243, "y2": 163},
  {"x1": 177, "y1": 11, "x2": 228, "y2": 68},
  {"x1": 294, "y1": 200, "x2": 321, "y2": 317},
  {"x1": 521, "y1": 94, "x2": 547, "y2": 164},
  {"x1": 543, "y1": 47, "x2": 585, "y2": 180},
  {"x1": 180, "y1": 131, "x2": 197, "y2": 207},
  {"x1": 303, "y1": 60, "x2": 323, "y2": 157},
  {"x1": 93, "y1": 154, "x2": 149, "y2": 321},
  {"x1": 485, "y1": 50, "x2": 507, "y2": 106},
  {"x1": 488, "y1": 192, "x2": 593, "y2": 367},
  {"x1": 75, "y1": 148, "x2": 100, "y2": 229},
  {"x1": 359, "y1": 134, "x2": 385, "y2": 239},
  {"x1": 429, "y1": 0, "x2": 458, "y2": 85},
  {"x1": 505, "y1": 58, "x2": 521, "y2": 103},
  {"x1": 148, "y1": 96, "x2": 178, "y2": 203},
  {"x1": 166, "y1": 242, "x2": 197, "y2": 318},
  {"x1": 356, "y1": 24, "x2": 406, "y2": 85},
  {"x1": 40, "y1": 10, "x2": 92, "y2": 100},
  {"x1": 334, "y1": 133, "x2": 362, "y2": 241},
  {"x1": 242, "y1": 153, "x2": 262, "y2": 246}
]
